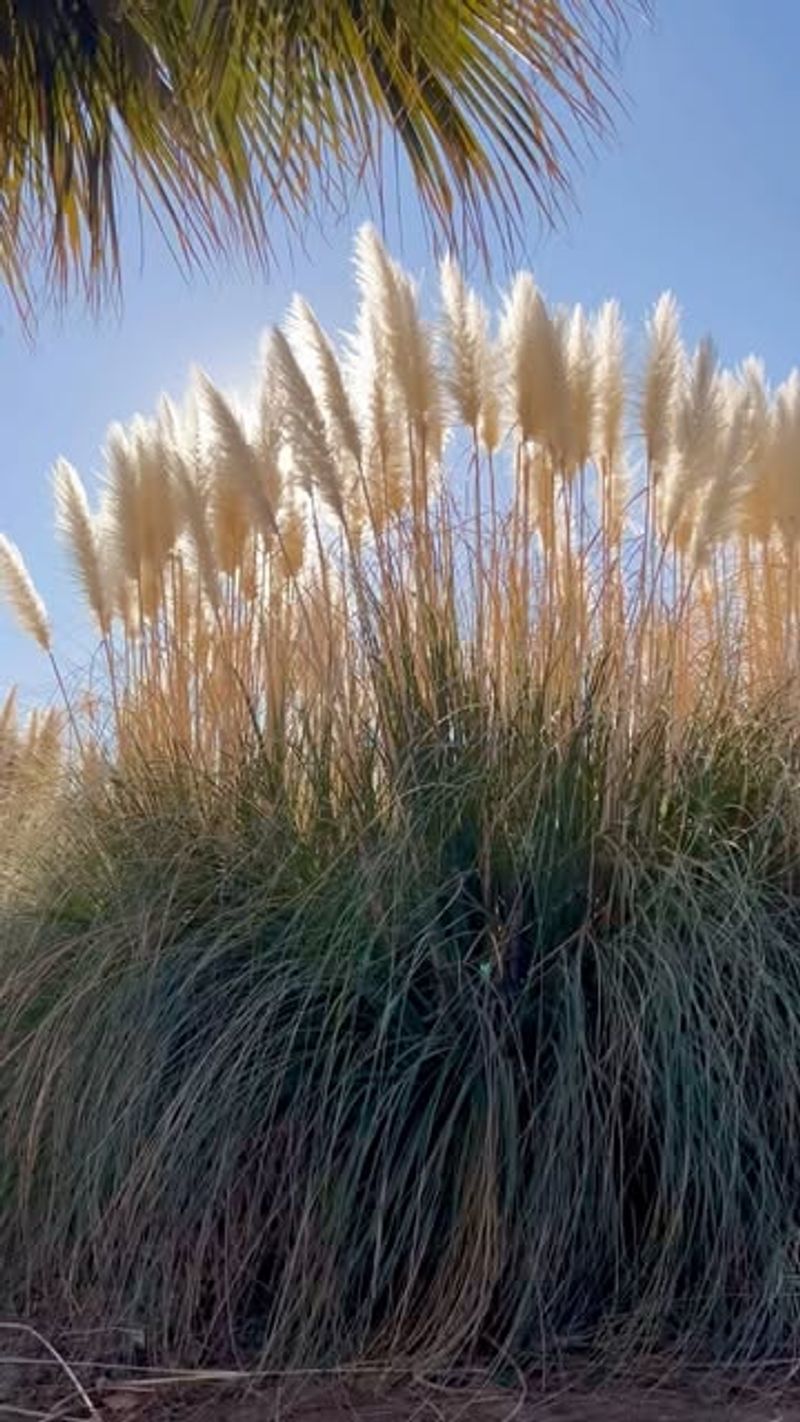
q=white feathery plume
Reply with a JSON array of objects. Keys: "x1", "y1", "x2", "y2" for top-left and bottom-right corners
[
  {"x1": 277, "y1": 498, "x2": 307, "y2": 579},
  {"x1": 769, "y1": 370, "x2": 800, "y2": 546},
  {"x1": 499, "y1": 272, "x2": 568, "y2": 454},
  {"x1": 29, "y1": 706, "x2": 63, "y2": 775},
  {"x1": 641, "y1": 291, "x2": 683, "y2": 473},
  {"x1": 478, "y1": 343, "x2": 502, "y2": 454},
  {"x1": 661, "y1": 338, "x2": 722, "y2": 538},
  {"x1": 258, "y1": 341, "x2": 283, "y2": 464},
  {"x1": 563, "y1": 304, "x2": 596, "y2": 475},
  {"x1": 103, "y1": 415, "x2": 177, "y2": 621},
  {"x1": 183, "y1": 374, "x2": 251, "y2": 579},
  {"x1": 354, "y1": 225, "x2": 443, "y2": 461},
  {"x1": 22, "y1": 708, "x2": 41, "y2": 760},
  {"x1": 440, "y1": 254, "x2": 481, "y2": 429},
  {"x1": 737, "y1": 358, "x2": 772, "y2": 542},
  {"x1": 160, "y1": 397, "x2": 195, "y2": 546},
  {"x1": 103, "y1": 423, "x2": 142, "y2": 583},
  {"x1": 675, "y1": 338, "x2": 721, "y2": 468},
  {"x1": 345, "y1": 303, "x2": 408, "y2": 527},
  {"x1": 200, "y1": 375, "x2": 280, "y2": 546},
  {"x1": 739, "y1": 358, "x2": 771, "y2": 477},
  {"x1": 0, "y1": 535, "x2": 51, "y2": 651},
  {"x1": 0, "y1": 684, "x2": 19, "y2": 778},
  {"x1": 131, "y1": 415, "x2": 181, "y2": 574},
  {"x1": 739, "y1": 356, "x2": 770, "y2": 420},
  {"x1": 287, "y1": 296, "x2": 362, "y2": 469},
  {"x1": 269, "y1": 328, "x2": 345, "y2": 522},
  {"x1": 100, "y1": 413, "x2": 177, "y2": 619},
  {"x1": 94, "y1": 490, "x2": 136, "y2": 634},
  {"x1": 0, "y1": 684, "x2": 17, "y2": 743},
  {"x1": 592, "y1": 299, "x2": 625, "y2": 469},
  {"x1": 254, "y1": 343, "x2": 285, "y2": 516},
  {"x1": 690, "y1": 380, "x2": 755, "y2": 565},
  {"x1": 171, "y1": 450, "x2": 222, "y2": 611},
  {"x1": 439, "y1": 254, "x2": 497, "y2": 442},
  {"x1": 53, "y1": 458, "x2": 112, "y2": 634},
  {"x1": 392, "y1": 269, "x2": 444, "y2": 462}
]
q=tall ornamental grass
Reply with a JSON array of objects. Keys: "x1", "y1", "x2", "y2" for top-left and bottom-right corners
[{"x1": 2, "y1": 229, "x2": 800, "y2": 1370}]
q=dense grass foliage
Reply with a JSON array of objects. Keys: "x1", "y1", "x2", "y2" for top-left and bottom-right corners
[{"x1": 3, "y1": 231, "x2": 800, "y2": 1369}]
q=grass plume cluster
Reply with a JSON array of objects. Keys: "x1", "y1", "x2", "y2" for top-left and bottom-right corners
[{"x1": 3, "y1": 229, "x2": 800, "y2": 1371}]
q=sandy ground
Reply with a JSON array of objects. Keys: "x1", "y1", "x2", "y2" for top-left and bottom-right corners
[
  {"x1": 1, "y1": 1328, "x2": 799, "y2": 1422},
  {"x1": 4, "y1": 1372, "x2": 800, "y2": 1422},
  {"x1": 158, "y1": 1380, "x2": 800, "y2": 1422}
]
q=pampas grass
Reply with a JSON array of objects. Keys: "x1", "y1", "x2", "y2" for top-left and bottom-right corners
[
  {"x1": 355, "y1": 226, "x2": 443, "y2": 465},
  {"x1": 0, "y1": 685, "x2": 17, "y2": 744},
  {"x1": 7, "y1": 227, "x2": 800, "y2": 1379},
  {"x1": 642, "y1": 290, "x2": 683, "y2": 474},
  {"x1": 562, "y1": 303, "x2": 596, "y2": 475},
  {"x1": 0, "y1": 534, "x2": 50, "y2": 650},
  {"x1": 270, "y1": 328, "x2": 345, "y2": 524},
  {"x1": 172, "y1": 452, "x2": 222, "y2": 612},
  {"x1": 200, "y1": 376, "x2": 280, "y2": 546},
  {"x1": 53, "y1": 459, "x2": 112, "y2": 635},
  {"x1": 593, "y1": 300, "x2": 626, "y2": 468},
  {"x1": 287, "y1": 296, "x2": 362, "y2": 472},
  {"x1": 501, "y1": 272, "x2": 567, "y2": 450}
]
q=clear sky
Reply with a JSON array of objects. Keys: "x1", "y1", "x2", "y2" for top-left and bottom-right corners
[{"x1": 2, "y1": 0, "x2": 799, "y2": 700}]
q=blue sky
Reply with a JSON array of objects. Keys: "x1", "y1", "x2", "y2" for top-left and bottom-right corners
[{"x1": 2, "y1": 0, "x2": 800, "y2": 699}]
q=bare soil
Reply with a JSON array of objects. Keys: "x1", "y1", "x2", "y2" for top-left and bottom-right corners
[
  {"x1": 1, "y1": 1328, "x2": 799, "y2": 1422},
  {"x1": 5, "y1": 1371, "x2": 800, "y2": 1422},
  {"x1": 160, "y1": 1379, "x2": 800, "y2": 1422}
]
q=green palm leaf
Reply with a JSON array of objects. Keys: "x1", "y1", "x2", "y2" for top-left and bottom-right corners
[{"x1": 0, "y1": 0, "x2": 641, "y2": 317}]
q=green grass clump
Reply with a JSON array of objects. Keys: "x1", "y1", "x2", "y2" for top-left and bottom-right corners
[{"x1": 3, "y1": 691, "x2": 800, "y2": 1371}]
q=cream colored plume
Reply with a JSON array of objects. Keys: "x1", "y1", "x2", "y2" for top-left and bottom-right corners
[
  {"x1": 200, "y1": 375, "x2": 280, "y2": 547},
  {"x1": 103, "y1": 423, "x2": 142, "y2": 583},
  {"x1": 26, "y1": 705, "x2": 63, "y2": 775},
  {"x1": 131, "y1": 415, "x2": 182, "y2": 574},
  {"x1": 478, "y1": 349, "x2": 502, "y2": 455},
  {"x1": 0, "y1": 535, "x2": 51, "y2": 651},
  {"x1": 345, "y1": 304, "x2": 408, "y2": 528},
  {"x1": 287, "y1": 297, "x2": 362, "y2": 470},
  {"x1": 100, "y1": 415, "x2": 179, "y2": 621},
  {"x1": 769, "y1": 371, "x2": 800, "y2": 545},
  {"x1": 0, "y1": 685, "x2": 17, "y2": 743},
  {"x1": 661, "y1": 338, "x2": 723, "y2": 539},
  {"x1": 592, "y1": 299, "x2": 625, "y2": 471},
  {"x1": 439, "y1": 255, "x2": 498, "y2": 448},
  {"x1": 690, "y1": 380, "x2": 755, "y2": 565},
  {"x1": 354, "y1": 225, "x2": 442, "y2": 460},
  {"x1": 257, "y1": 340, "x2": 284, "y2": 477},
  {"x1": 53, "y1": 458, "x2": 111, "y2": 634},
  {"x1": 737, "y1": 358, "x2": 772, "y2": 542},
  {"x1": 675, "y1": 338, "x2": 721, "y2": 466},
  {"x1": 642, "y1": 292, "x2": 683, "y2": 473},
  {"x1": 277, "y1": 499, "x2": 307, "y2": 579},
  {"x1": 94, "y1": 491, "x2": 138, "y2": 633},
  {"x1": 500, "y1": 272, "x2": 567, "y2": 453},
  {"x1": 562, "y1": 304, "x2": 596, "y2": 475},
  {"x1": 171, "y1": 452, "x2": 221, "y2": 611},
  {"x1": 99, "y1": 412, "x2": 179, "y2": 620},
  {"x1": 269, "y1": 328, "x2": 344, "y2": 522}
]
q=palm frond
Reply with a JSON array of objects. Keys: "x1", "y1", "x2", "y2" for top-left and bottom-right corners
[{"x1": 0, "y1": 0, "x2": 642, "y2": 318}]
